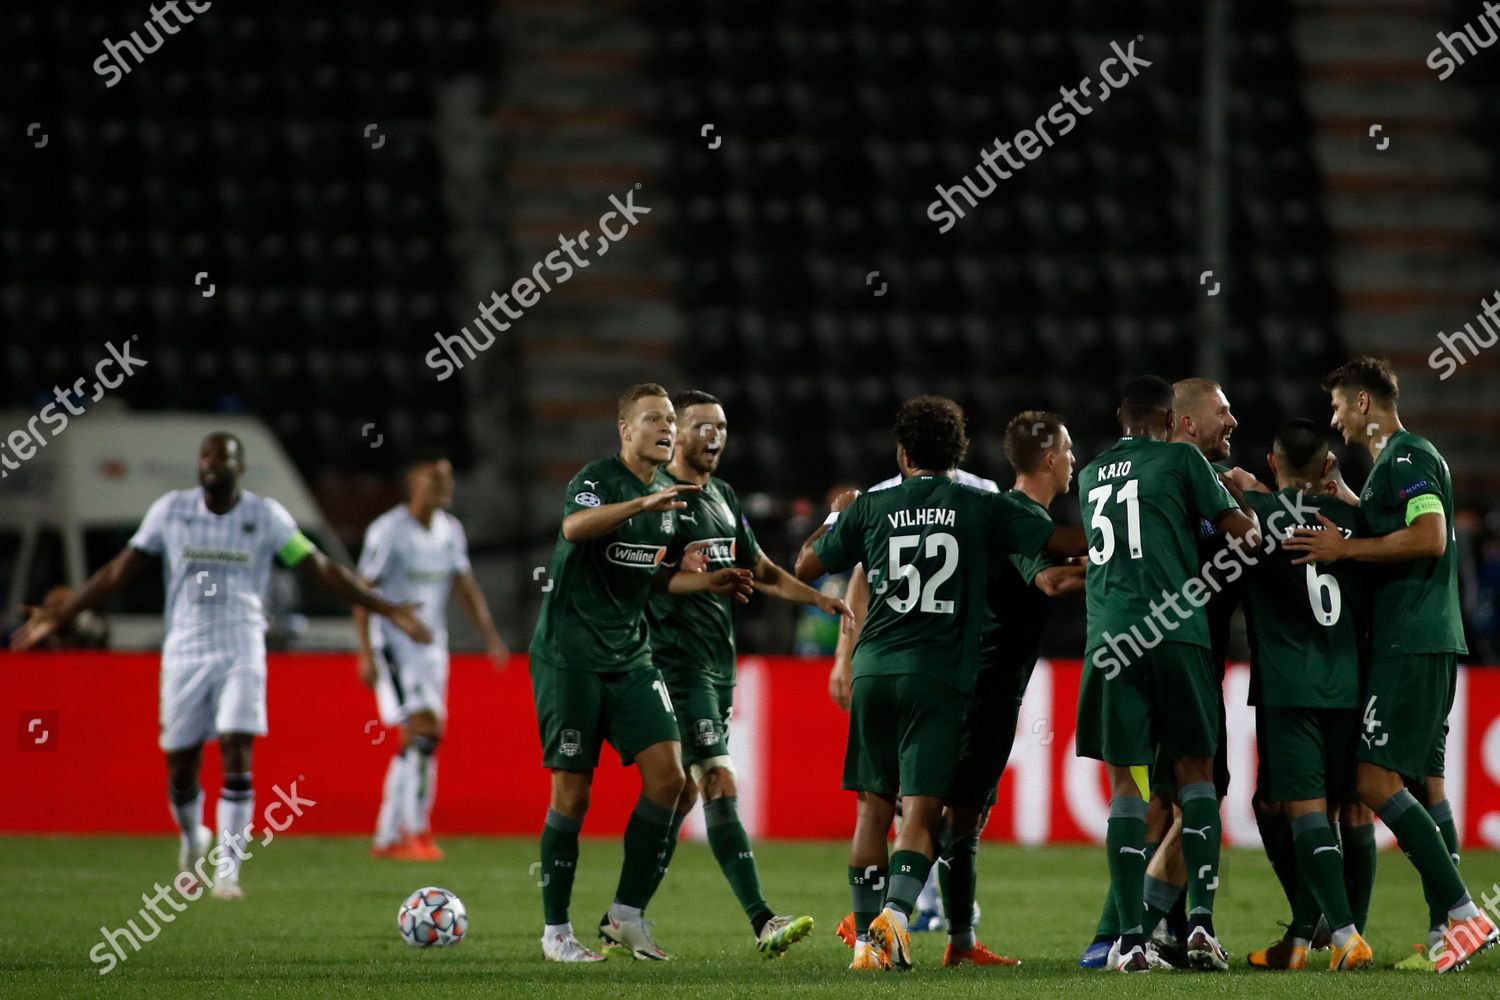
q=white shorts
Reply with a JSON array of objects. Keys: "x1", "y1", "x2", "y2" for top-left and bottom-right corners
[
  {"x1": 159, "y1": 641, "x2": 268, "y2": 751},
  {"x1": 374, "y1": 644, "x2": 449, "y2": 727}
]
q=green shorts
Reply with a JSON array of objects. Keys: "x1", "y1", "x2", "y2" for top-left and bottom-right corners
[
  {"x1": 530, "y1": 657, "x2": 680, "y2": 770},
  {"x1": 1152, "y1": 699, "x2": 1230, "y2": 801},
  {"x1": 1259, "y1": 705, "x2": 1358, "y2": 803},
  {"x1": 949, "y1": 662, "x2": 1027, "y2": 809},
  {"x1": 844, "y1": 674, "x2": 967, "y2": 799},
  {"x1": 659, "y1": 669, "x2": 734, "y2": 766},
  {"x1": 1357, "y1": 653, "x2": 1457, "y2": 780},
  {"x1": 1077, "y1": 641, "x2": 1219, "y2": 766}
]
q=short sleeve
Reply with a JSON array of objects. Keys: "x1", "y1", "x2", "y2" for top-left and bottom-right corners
[
  {"x1": 357, "y1": 516, "x2": 394, "y2": 582},
  {"x1": 450, "y1": 517, "x2": 473, "y2": 575},
  {"x1": 1008, "y1": 550, "x2": 1049, "y2": 586},
  {"x1": 563, "y1": 466, "x2": 618, "y2": 517},
  {"x1": 127, "y1": 493, "x2": 174, "y2": 556},
  {"x1": 265, "y1": 499, "x2": 314, "y2": 568},
  {"x1": 1182, "y1": 446, "x2": 1238, "y2": 522},
  {"x1": 989, "y1": 494, "x2": 1055, "y2": 558},
  {"x1": 812, "y1": 497, "x2": 861, "y2": 574},
  {"x1": 1387, "y1": 447, "x2": 1443, "y2": 506}
]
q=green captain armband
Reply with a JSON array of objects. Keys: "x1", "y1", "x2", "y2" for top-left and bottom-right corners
[
  {"x1": 277, "y1": 530, "x2": 316, "y2": 567},
  {"x1": 1405, "y1": 494, "x2": 1443, "y2": 525}
]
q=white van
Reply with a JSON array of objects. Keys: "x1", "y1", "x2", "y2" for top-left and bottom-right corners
[{"x1": 0, "y1": 408, "x2": 357, "y2": 650}]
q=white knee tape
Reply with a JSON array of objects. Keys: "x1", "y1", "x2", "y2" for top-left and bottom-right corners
[{"x1": 689, "y1": 755, "x2": 736, "y2": 785}]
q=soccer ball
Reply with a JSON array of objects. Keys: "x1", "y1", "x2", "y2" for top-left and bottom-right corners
[{"x1": 398, "y1": 886, "x2": 468, "y2": 947}]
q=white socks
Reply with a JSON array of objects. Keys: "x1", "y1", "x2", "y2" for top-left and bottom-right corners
[
  {"x1": 376, "y1": 752, "x2": 410, "y2": 847},
  {"x1": 216, "y1": 783, "x2": 254, "y2": 884}
]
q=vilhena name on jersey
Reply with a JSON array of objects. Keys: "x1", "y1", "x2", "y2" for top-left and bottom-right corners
[{"x1": 886, "y1": 507, "x2": 957, "y2": 529}]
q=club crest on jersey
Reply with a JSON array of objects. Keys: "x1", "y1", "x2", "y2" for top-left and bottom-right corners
[
  {"x1": 574, "y1": 491, "x2": 602, "y2": 508},
  {"x1": 606, "y1": 542, "x2": 667, "y2": 569},
  {"x1": 560, "y1": 729, "x2": 582, "y2": 756},
  {"x1": 694, "y1": 718, "x2": 717, "y2": 747}
]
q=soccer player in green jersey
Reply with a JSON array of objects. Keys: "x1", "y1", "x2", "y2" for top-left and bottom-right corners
[
  {"x1": 1083, "y1": 377, "x2": 1242, "y2": 968},
  {"x1": 794, "y1": 396, "x2": 1084, "y2": 972},
  {"x1": 1076, "y1": 376, "x2": 1261, "y2": 972},
  {"x1": 1236, "y1": 418, "x2": 1374, "y2": 971},
  {"x1": 937, "y1": 411, "x2": 1085, "y2": 966},
  {"x1": 528, "y1": 383, "x2": 754, "y2": 963},
  {"x1": 1284, "y1": 357, "x2": 1498, "y2": 974},
  {"x1": 644, "y1": 390, "x2": 852, "y2": 956}
]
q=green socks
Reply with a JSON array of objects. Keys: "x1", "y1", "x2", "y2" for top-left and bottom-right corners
[
  {"x1": 1106, "y1": 795, "x2": 1149, "y2": 937},
  {"x1": 1341, "y1": 821, "x2": 1377, "y2": 933},
  {"x1": 1180, "y1": 782, "x2": 1222, "y2": 929},
  {"x1": 850, "y1": 864, "x2": 886, "y2": 937},
  {"x1": 1427, "y1": 799, "x2": 1461, "y2": 929},
  {"x1": 703, "y1": 796, "x2": 772, "y2": 926},
  {"x1": 940, "y1": 830, "x2": 980, "y2": 934},
  {"x1": 886, "y1": 849, "x2": 933, "y2": 918},
  {"x1": 540, "y1": 808, "x2": 581, "y2": 925},
  {"x1": 1253, "y1": 799, "x2": 1299, "y2": 911},
  {"x1": 1378, "y1": 790, "x2": 1469, "y2": 918},
  {"x1": 645, "y1": 810, "x2": 687, "y2": 907},
  {"x1": 615, "y1": 794, "x2": 675, "y2": 909},
  {"x1": 1291, "y1": 811, "x2": 1354, "y2": 932}
]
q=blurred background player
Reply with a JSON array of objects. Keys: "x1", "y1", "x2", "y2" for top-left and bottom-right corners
[
  {"x1": 1235, "y1": 419, "x2": 1372, "y2": 971},
  {"x1": 528, "y1": 384, "x2": 753, "y2": 963},
  {"x1": 796, "y1": 395, "x2": 1081, "y2": 972},
  {"x1": 1075, "y1": 376, "x2": 1259, "y2": 972},
  {"x1": 644, "y1": 389, "x2": 849, "y2": 956},
  {"x1": 1285, "y1": 357, "x2": 1497, "y2": 974},
  {"x1": 10, "y1": 432, "x2": 431, "y2": 898},
  {"x1": 357, "y1": 450, "x2": 510, "y2": 861}
]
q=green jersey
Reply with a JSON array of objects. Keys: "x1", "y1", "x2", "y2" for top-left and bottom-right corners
[
  {"x1": 1196, "y1": 461, "x2": 1246, "y2": 671},
  {"x1": 530, "y1": 456, "x2": 681, "y2": 672},
  {"x1": 1358, "y1": 429, "x2": 1467, "y2": 658},
  {"x1": 977, "y1": 489, "x2": 1055, "y2": 675},
  {"x1": 813, "y1": 475, "x2": 1055, "y2": 694},
  {"x1": 1243, "y1": 490, "x2": 1363, "y2": 708},
  {"x1": 1081, "y1": 437, "x2": 1239, "y2": 654},
  {"x1": 646, "y1": 475, "x2": 762, "y2": 684}
]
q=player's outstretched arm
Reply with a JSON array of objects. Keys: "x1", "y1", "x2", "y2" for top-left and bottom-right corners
[
  {"x1": 9, "y1": 546, "x2": 154, "y2": 650},
  {"x1": 1034, "y1": 562, "x2": 1086, "y2": 597},
  {"x1": 454, "y1": 572, "x2": 510, "y2": 668},
  {"x1": 661, "y1": 566, "x2": 754, "y2": 603},
  {"x1": 561, "y1": 484, "x2": 700, "y2": 543},
  {"x1": 1212, "y1": 476, "x2": 1262, "y2": 547},
  {"x1": 1042, "y1": 525, "x2": 1087, "y2": 558},
  {"x1": 751, "y1": 554, "x2": 854, "y2": 631},
  {"x1": 1285, "y1": 510, "x2": 1445, "y2": 565},
  {"x1": 297, "y1": 550, "x2": 434, "y2": 644},
  {"x1": 352, "y1": 603, "x2": 378, "y2": 688},
  {"x1": 1221, "y1": 467, "x2": 1271, "y2": 493}
]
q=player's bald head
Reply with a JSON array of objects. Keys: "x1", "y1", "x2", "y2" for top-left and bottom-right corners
[{"x1": 1173, "y1": 378, "x2": 1222, "y2": 415}]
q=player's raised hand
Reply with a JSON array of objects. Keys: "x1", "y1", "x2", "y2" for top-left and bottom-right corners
[
  {"x1": 1221, "y1": 467, "x2": 1267, "y2": 493},
  {"x1": 388, "y1": 602, "x2": 434, "y2": 644},
  {"x1": 8, "y1": 605, "x2": 58, "y2": 651},
  {"x1": 706, "y1": 567, "x2": 755, "y2": 603},
  {"x1": 819, "y1": 594, "x2": 856, "y2": 634},
  {"x1": 829, "y1": 488, "x2": 861, "y2": 513},
  {"x1": 640, "y1": 483, "x2": 701, "y2": 513},
  {"x1": 1283, "y1": 513, "x2": 1347, "y2": 564}
]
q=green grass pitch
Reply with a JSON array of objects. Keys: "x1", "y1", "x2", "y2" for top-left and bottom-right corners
[{"x1": 6, "y1": 835, "x2": 1500, "y2": 997}]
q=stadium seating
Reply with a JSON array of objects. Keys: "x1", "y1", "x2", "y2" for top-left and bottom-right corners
[
  {"x1": 0, "y1": 2, "x2": 490, "y2": 485},
  {"x1": 638, "y1": 0, "x2": 1345, "y2": 497}
]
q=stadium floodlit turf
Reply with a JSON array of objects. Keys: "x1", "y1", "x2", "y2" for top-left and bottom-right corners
[{"x1": 6, "y1": 836, "x2": 1500, "y2": 997}]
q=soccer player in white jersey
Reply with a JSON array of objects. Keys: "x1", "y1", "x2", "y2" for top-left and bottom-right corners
[
  {"x1": 356, "y1": 451, "x2": 510, "y2": 861},
  {"x1": 11, "y1": 433, "x2": 431, "y2": 898}
]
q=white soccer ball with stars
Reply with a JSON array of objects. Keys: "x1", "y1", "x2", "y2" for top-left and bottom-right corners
[{"x1": 398, "y1": 886, "x2": 468, "y2": 947}]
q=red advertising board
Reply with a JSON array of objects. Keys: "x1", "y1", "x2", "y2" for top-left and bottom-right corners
[{"x1": 4, "y1": 652, "x2": 1498, "y2": 847}]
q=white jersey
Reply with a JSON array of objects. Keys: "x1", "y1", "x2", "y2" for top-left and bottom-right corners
[
  {"x1": 357, "y1": 505, "x2": 471, "y2": 653},
  {"x1": 128, "y1": 488, "x2": 305, "y2": 663},
  {"x1": 823, "y1": 468, "x2": 1000, "y2": 528}
]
